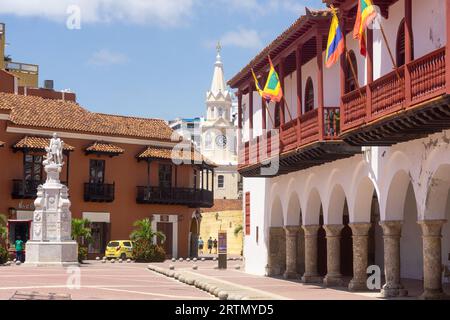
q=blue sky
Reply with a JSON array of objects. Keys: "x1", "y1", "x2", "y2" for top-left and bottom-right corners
[{"x1": 0, "y1": 0, "x2": 325, "y2": 120}]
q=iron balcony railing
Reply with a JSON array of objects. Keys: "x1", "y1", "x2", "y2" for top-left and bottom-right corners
[{"x1": 84, "y1": 182, "x2": 115, "y2": 202}]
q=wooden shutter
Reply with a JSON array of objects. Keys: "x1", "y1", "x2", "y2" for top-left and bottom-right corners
[{"x1": 245, "y1": 192, "x2": 251, "y2": 235}]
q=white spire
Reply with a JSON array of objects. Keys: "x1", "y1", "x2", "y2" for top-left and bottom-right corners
[{"x1": 209, "y1": 41, "x2": 227, "y2": 95}]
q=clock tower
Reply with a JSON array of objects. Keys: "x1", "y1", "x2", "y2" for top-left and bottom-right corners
[{"x1": 200, "y1": 43, "x2": 240, "y2": 200}]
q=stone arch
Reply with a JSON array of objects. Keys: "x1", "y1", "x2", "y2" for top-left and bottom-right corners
[
  {"x1": 285, "y1": 191, "x2": 302, "y2": 226},
  {"x1": 384, "y1": 170, "x2": 413, "y2": 221},
  {"x1": 350, "y1": 176, "x2": 378, "y2": 223},
  {"x1": 418, "y1": 146, "x2": 450, "y2": 219},
  {"x1": 423, "y1": 164, "x2": 450, "y2": 220},
  {"x1": 325, "y1": 184, "x2": 347, "y2": 225},
  {"x1": 304, "y1": 187, "x2": 322, "y2": 225},
  {"x1": 270, "y1": 196, "x2": 284, "y2": 227}
]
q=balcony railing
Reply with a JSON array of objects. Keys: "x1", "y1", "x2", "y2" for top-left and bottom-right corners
[
  {"x1": 84, "y1": 183, "x2": 115, "y2": 202},
  {"x1": 136, "y1": 186, "x2": 213, "y2": 208},
  {"x1": 342, "y1": 47, "x2": 447, "y2": 133},
  {"x1": 12, "y1": 179, "x2": 41, "y2": 199},
  {"x1": 12, "y1": 179, "x2": 68, "y2": 199},
  {"x1": 240, "y1": 106, "x2": 341, "y2": 168}
]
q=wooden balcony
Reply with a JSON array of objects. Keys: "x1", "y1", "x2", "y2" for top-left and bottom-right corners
[
  {"x1": 136, "y1": 186, "x2": 213, "y2": 208},
  {"x1": 239, "y1": 107, "x2": 360, "y2": 177},
  {"x1": 341, "y1": 47, "x2": 450, "y2": 146},
  {"x1": 84, "y1": 182, "x2": 115, "y2": 202}
]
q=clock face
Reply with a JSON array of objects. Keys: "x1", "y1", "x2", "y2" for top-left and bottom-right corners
[{"x1": 215, "y1": 135, "x2": 227, "y2": 148}]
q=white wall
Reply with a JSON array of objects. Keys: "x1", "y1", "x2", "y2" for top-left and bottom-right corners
[
  {"x1": 243, "y1": 177, "x2": 270, "y2": 275},
  {"x1": 283, "y1": 71, "x2": 298, "y2": 119},
  {"x1": 323, "y1": 51, "x2": 341, "y2": 106},
  {"x1": 412, "y1": 0, "x2": 446, "y2": 58}
]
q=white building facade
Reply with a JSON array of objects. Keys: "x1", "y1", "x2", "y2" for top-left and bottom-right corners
[{"x1": 230, "y1": 0, "x2": 450, "y2": 299}]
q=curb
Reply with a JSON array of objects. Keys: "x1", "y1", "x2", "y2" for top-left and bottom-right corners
[{"x1": 148, "y1": 264, "x2": 247, "y2": 300}]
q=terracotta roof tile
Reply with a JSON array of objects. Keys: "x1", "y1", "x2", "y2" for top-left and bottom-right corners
[
  {"x1": 13, "y1": 136, "x2": 75, "y2": 151},
  {"x1": 0, "y1": 92, "x2": 177, "y2": 141},
  {"x1": 137, "y1": 146, "x2": 207, "y2": 163},
  {"x1": 85, "y1": 141, "x2": 125, "y2": 155}
]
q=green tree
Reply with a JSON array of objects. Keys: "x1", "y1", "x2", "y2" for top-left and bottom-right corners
[
  {"x1": 71, "y1": 218, "x2": 92, "y2": 245},
  {"x1": 130, "y1": 218, "x2": 165, "y2": 244},
  {"x1": 0, "y1": 214, "x2": 8, "y2": 242}
]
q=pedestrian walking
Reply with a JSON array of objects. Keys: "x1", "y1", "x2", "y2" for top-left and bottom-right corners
[
  {"x1": 213, "y1": 238, "x2": 218, "y2": 254},
  {"x1": 198, "y1": 237, "x2": 204, "y2": 255},
  {"x1": 207, "y1": 237, "x2": 213, "y2": 254},
  {"x1": 15, "y1": 235, "x2": 24, "y2": 263}
]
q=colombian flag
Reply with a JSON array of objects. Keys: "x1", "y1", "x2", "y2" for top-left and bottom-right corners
[
  {"x1": 263, "y1": 56, "x2": 283, "y2": 103},
  {"x1": 325, "y1": 9, "x2": 345, "y2": 68},
  {"x1": 353, "y1": 0, "x2": 378, "y2": 56}
]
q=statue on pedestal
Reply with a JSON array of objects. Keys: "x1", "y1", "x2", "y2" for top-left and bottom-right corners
[{"x1": 25, "y1": 133, "x2": 78, "y2": 267}]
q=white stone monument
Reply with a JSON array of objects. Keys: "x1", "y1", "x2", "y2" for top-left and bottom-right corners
[{"x1": 25, "y1": 133, "x2": 78, "y2": 266}]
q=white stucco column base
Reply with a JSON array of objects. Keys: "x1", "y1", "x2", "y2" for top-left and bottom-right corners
[{"x1": 24, "y1": 241, "x2": 79, "y2": 267}]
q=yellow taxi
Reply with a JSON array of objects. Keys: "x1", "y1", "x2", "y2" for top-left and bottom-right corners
[{"x1": 105, "y1": 240, "x2": 134, "y2": 260}]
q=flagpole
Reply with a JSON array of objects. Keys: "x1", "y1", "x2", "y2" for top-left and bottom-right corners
[
  {"x1": 379, "y1": 23, "x2": 402, "y2": 81},
  {"x1": 282, "y1": 96, "x2": 294, "y2": 123},
  {"x1": 345, "y1": 49, "x2": 364, "y2": 99},
  {"x1": 264, "y1": 100, "x2": 275, "y2": 128}
]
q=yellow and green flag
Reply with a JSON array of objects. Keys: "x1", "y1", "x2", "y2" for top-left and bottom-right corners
[
  {"x1": 353, "y1": 0, "x2": 378, "y2": 56},
  {"x1": 263, "y1": 56, "x2": 283, "y2": 103}
]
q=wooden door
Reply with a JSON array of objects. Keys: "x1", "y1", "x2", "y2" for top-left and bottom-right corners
[{"x1": 157, "y1": 222, "x2": 173, "y2": 257}]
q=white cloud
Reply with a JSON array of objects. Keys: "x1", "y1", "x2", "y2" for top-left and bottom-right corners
[
  {"x1": 221, "y1": 0, "x2": 306, "y2": 16},
  {"x1": 218, "y1": 28, "x2": 263, "y2": 50},
  {"x1": 88, "y1": 49, "x2": 128, "y2": 66},
  {"x1": 0, "y1": 0, "x2": 195, "y2": 26}
]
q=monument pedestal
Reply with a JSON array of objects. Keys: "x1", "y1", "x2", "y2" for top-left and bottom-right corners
[{"x1": 25, "y1": 241, "x2": 79, "y2": 267}]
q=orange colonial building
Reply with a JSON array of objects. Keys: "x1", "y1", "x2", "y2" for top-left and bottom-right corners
[{"x1": 0, "y1": 77, "x2": 214, "y2": 259}]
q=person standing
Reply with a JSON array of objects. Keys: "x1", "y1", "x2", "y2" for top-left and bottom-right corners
[
  {"x1": 213, "y1": 238, "x2": 218, "y2": 254},
  {"x1": 198, "y1": 237, "x2": 204, "y2": 255},
  {"x1": 207, "y1": 237, "x2": 213, "y2": 254},
  {"x1": 15, "y1": 236, "x2": 24, "y2": 263}
]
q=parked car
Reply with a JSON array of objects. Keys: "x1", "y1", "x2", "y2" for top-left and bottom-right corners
[{"x1": 105, "y1": 240, "x2": 134, "y2": 260}]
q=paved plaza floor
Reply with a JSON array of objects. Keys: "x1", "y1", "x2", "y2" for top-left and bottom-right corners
[
  {"x1": 0, "y1": 261, "x2": 213, "y2": 300},
  {"x1": 0, "y1": 260, "x2": 448, "y2": 300}
]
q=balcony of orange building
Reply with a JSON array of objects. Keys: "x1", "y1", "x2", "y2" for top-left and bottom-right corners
[{"x1": 136, "y1": 146, "x2": 215, "y2": 208}]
